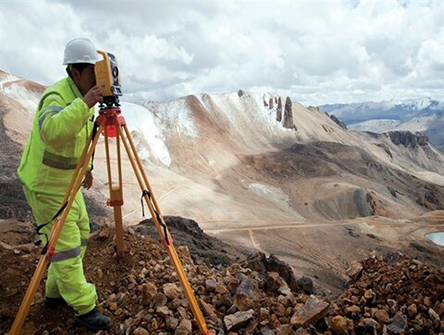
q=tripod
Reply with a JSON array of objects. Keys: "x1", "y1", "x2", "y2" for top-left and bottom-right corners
[{"x1": 10, "y1": 105, "x2": 212, "y2": 334}]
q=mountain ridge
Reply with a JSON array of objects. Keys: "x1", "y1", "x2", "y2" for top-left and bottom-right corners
[{"x1": 318, "y1": 98, "x2": 444, "y2": 149}]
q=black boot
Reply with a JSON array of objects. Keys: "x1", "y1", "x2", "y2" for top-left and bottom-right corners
[
  {"x1": 74, "y1": 307, "x2": 111, "y2": 331},
  {"x1": 44, "y1": 297, "x2": 67, "y2": 309}
]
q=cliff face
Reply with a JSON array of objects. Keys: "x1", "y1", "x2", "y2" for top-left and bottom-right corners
[
  {"x1": 276, "y1": 97, "x2": 282, "y2": 122},
  {"x1": 387, "y1": 131, "x2": 429, "y2": 148},
  {"x1": 283, "y1": 96, "x2": 296, "y2": 130},
  {"x1": 329, "y1": 114, "x2": 347, "y2": 130}
]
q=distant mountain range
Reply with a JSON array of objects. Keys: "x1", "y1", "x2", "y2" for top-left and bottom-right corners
[{"x1": 319, "y1": 98, "x2": 444, "y2": 149}]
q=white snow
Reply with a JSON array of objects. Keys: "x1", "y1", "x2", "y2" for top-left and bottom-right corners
[
  {"x1": 194, "y1": 91, "x2": 297, "y2": 149},
  {"x1": 403, "y1": 97, "x2": 432, "y2": 110},
  {"x1": 2, "y1": 83, "x2": 40, "y2": 112},
  {"x1": 0, "y1": 74, "x2": 20, "y2": 89},
  {"x1": 142, "y1": 99, "x2": 198, "y2": 139},
  {"x1": 120, "y1": 101, "x2": 172, "y2": 167}
]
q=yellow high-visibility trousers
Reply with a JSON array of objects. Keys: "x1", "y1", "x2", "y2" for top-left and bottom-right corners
[{"x1": 23, "y1": 187, "x2": 97, "y2": 315}]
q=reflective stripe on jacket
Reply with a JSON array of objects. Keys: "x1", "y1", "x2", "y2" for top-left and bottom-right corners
[{"x1": 18, "y1": 77, "x2": 95, "y2": 195}]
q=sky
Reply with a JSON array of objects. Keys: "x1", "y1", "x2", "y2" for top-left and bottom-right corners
[{"x1": 0, "y1": 0, "x2": 443, "y2": 105}]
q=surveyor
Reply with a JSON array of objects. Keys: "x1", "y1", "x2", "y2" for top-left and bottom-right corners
[{"x1": 17, "y1": 38, "x2": 111, "y2": 331}]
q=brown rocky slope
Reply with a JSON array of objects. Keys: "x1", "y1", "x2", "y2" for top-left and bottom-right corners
[{"x1": 1, "y1": 223, "x2": 443, "y2": 334}]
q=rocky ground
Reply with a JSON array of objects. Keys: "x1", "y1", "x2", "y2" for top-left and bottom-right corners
[{"x1": 1, "y1": 221, "x2": 443, "y2": 335}]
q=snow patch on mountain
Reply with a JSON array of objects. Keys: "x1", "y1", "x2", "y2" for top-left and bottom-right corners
[
  {"x1": 0, "y1": 73, "x2": 20, "y2": 89},
  {"x1": 142, "y1": 99, "x2": 198, "y2": 139},
  {"x1": 399, "y1": 98, "x2": 444, "y2": 111},
  {"x1": 194, "y1": 91, "x2": 298, "y2": 149},
  {"x1": 120, "y1": 102, "x2": 171, "y2": 167},
  {"x1": 0, "y1": 75, "x2": 40, "y2": 112}
]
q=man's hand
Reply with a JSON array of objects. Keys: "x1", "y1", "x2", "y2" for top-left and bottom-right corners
[
  {"x1": 82, "y1": 171, "x2": 93, "y2": 190},
  {"x1": 83, "y1": 86, "x2": 103, "y2": 108}
]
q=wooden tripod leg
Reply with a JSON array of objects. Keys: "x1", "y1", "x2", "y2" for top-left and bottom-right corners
[
  {"x1": 110, "y1": 184, "x2": 125, "y2": 257},
  {"x1": 122, "y1": 125, "x2": 165, "y2": 221},
  {"x1": 9, "y1": 255, "x2": 49, "y2": 334},
  {"x1": 114, "y1": 128, "x2": 125, "y2": 256},
  {"x1": 9, "y1": 124, "x2": 104, "y2": 335},
  {"x1": 117, "y1": 125, "x2": 211, "y2": 335},
  {"x1": 103, "y1": 121, "x2": 126, "y2": 257}
]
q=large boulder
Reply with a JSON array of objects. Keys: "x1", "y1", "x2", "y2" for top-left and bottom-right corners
[
  {"x1": 290, "y1": 295, "x2": 329, "y2": 328},
  {"x1": 242, "y1": 252, "x2": 300, "y2": 292},
  {"x1": 224, "y1": 309, "x2": 255, "y2": 331},
  {"x1": 283, "y1": 97, "x2": 296, "y2": 130}
]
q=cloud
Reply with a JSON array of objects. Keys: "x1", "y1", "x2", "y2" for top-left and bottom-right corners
[{"x1": 0, "y1": 0, "x2": 443, "y2": 105}]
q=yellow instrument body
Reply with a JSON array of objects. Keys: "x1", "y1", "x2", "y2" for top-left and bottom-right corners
[{"x1": 95, "y1": 50, "x2": 122, "y2": 101}]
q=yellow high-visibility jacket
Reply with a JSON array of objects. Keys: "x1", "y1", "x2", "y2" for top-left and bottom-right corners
[{"x1": 18, "y1": 77, "x2": 94, "y2": 196}]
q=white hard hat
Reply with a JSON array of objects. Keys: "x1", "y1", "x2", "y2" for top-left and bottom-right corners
[{"x1": 63, "y1": 38, "x2": 101, "y2": 65}]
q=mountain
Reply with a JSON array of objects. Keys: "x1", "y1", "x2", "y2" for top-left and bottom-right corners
[
  {"x1": 318, "y1": 98, "x2": 444, "y2": 149},
  {"x1": 319, "y1": 98, "x2": 444, "y2": 124},
  {"x1": 2, "y1": 70, "x2": 444, "y2": 293},
  {"x1": 0, "y1": 70, "x2": 43, "y2": 219}
]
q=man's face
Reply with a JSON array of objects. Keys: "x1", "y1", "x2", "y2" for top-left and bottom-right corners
[{"x1": 72, "y1": 64, "x2": 96, "y2": 96}]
